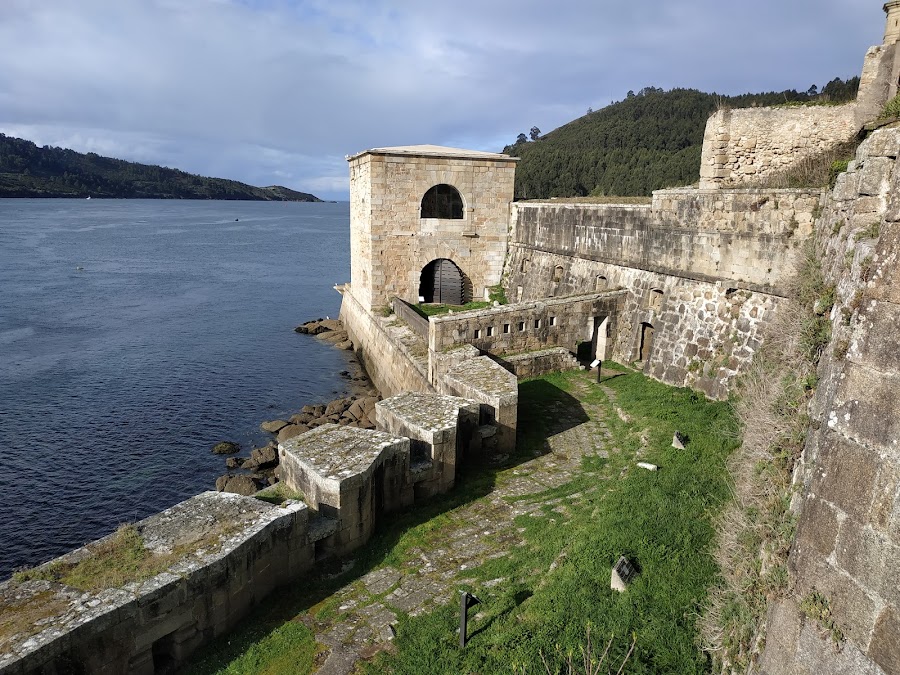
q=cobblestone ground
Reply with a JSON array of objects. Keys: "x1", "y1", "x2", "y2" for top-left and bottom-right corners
[{"x1": 311, "y1": 371, "x2": 624, "y2": 675}]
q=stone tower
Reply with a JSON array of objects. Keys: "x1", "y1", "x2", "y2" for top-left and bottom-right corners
[
  {"x1": 345, "y1": 145, "x2": 517, "y2": 312},
  {"x1": 885, "y1": 0, "x2": 900, "y2": 43}
]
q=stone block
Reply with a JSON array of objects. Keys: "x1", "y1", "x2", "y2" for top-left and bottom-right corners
[
  {"x1": 794, "y1": 495, "x2": 840, "y2": 559},
  {"x1": 829, "y1": 362, "x2": 900, "y2": 455},
  {"x1": 832, "y1": 172, "x2": 860, "y2": 202},
  {"x1": 813, "y1": 433, "x2": 879, "y2": 523},
  {"x1": 835, "y1": 523, "x2": 900, "y2": 606},
  {"x1": 757, "y1": 599, "x2": 805, "y2": 675},
  {"x1": 857, "y1": 157, "x2": 895, "y2": 196},
  {"x1": 869, "y1": 606, "x2": 900, "y2": 675},
  {"x1": 858, "y1": 128, "x2": 900, "y2": 160}
]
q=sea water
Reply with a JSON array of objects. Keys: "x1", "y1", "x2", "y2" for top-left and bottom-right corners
[{"x1": 0, "y1": 199, "x2": 352, "y2": 579}]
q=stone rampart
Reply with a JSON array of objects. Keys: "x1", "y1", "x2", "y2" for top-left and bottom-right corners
[
  {"x1": 0, "y1": 492, "x2": 313, "y2": 675},
  {"x1": 510, "y1": 191, "x2": 818, "y2": 294},
  {"x1": 1, "y1": 381, "x2": 509, "y2": 675},
  {"x1": 428, "y1": 292, "x2": 623, "y2": 359},
  {"x1": 504, "y1": 194, "x2": 802, "y2": 398},
  {"x1": 339, "y1": 286, "x2": 433, "y2": 397},
  {"x1": 758, "y1": 126, "x2": 900, "y2": 675},
  {"x1": 698, "y1": 43, "x2": 898, "y2": 191}
]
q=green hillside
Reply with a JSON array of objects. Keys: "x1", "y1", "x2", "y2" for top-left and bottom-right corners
[
  {"x1": 504, "y1": 78, "x2": 859, "y2": 198},
  {"x1": 0, "y1": 134, "x2": 322, "y2": 201}
]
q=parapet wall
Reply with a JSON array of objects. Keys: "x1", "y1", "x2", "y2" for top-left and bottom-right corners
[
  {"x1": 759, "y1": 126, "x2": 900, "y2": 675},
  {"x1": 698, "y1": 43, "x2": 898, "y2": 191},
  {"x1": 504, "y1": 193, "x2": 805, "y2": 398},
  {"x1": 428, "y1": 292, "x2": 623, "y2": 358},
  {"x1": 340, "y1": 286, "x2": 433, "y2": 397},
  {"x1": 0, "y1": 492, "x2": 313, "y2": 675},
  {"x1": 699, "y1": 105, "x2": 860, "y2": 190},
  {"x1": 510, "y1": 191, "x2": 817, "y2": 295}
]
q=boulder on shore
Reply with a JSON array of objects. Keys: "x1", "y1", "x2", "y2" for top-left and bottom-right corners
[
  {"x1": 261, "y1": 419, "x2": 290, "y2": 434},
  {"x1": 211, "y1": 441, "x2": 240, "y2": 455},
  {"x1": 277, "y1": 424, "x2": 309, "y2": 443},
  {"x1": 225, "y1": 456, "x2": 246, "y2": 469},
  {"x1": 215, "y1": 474, "x2": 259, "y2": 496},
  {"x1": 243, "y1": 444, "x2": 279, "y2": 470},
  {"x1": 325, "y1": 397, "x2": 353, "y2": 416}
]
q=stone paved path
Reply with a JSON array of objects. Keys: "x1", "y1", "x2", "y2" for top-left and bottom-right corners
[{"x1": 311, "y1": 370, "x2": 624, "y2": 674}]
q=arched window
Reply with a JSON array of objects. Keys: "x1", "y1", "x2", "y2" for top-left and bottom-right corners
[
  {"x1": 421, "y1": 184, "x2": 464, "y2": 219},
  {"x1": 648, "y1": 288, "x2": 664, "y2": 311},
  {"x1": 596, "y1": 275, "x2": 608, "y2": 291},
  {"x1": 553, "y1": 265, "x2": 564, "y2": 283}
]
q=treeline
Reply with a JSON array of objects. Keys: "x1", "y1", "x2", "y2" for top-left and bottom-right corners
[
  {"x1": 0, "y1": 134, "x2": 322, "y2": 201},
  {"x1": 504, "y1": 77, "x2": 860, "y2": 198}
]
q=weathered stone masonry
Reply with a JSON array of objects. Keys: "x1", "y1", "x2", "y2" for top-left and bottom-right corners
[
  {"x1": 759, "y1": 126, "x2": 900, "y2": 675},
  {"x1": 503, "y1": 193, "x2": 813, "y2": 398}
]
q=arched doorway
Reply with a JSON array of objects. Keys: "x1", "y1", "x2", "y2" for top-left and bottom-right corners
[
  {"x1": 420, "y1": 184, "x2": 464, "y2": 219},
  {"x1": 419, "y1": 259, "x2": 469, "y2": 305}
]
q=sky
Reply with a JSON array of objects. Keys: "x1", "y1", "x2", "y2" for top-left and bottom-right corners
[{"x1": 0, "y1": 0, "x2": 886, "y2": 200}]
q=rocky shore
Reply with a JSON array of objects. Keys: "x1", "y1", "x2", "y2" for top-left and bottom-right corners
[{"x1": 212, "y1": 317, "x2": 380, "y2": 496}]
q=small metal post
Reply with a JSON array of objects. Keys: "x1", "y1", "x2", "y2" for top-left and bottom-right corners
[{"x1": 459, "y1": 591, "x2": 480, "y2": 648}]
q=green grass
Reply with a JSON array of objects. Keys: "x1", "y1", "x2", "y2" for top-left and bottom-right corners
[
  {"x1": 12, "y1": 524, "x2": 182, "y2": 592},
  {"x1": 183, "y1": 368, "x2": 739, "y2": 674},
  {"x1": 364, "y1": 370, "x2": 738, "y2": 674},
  {"x1": 185, "y1": 622, "x2": 319, "y2": 675},
  {"x1": 415, "y1": 301, "x2": 492, "y2": 317}
]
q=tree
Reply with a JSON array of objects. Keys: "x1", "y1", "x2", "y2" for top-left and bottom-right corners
[
  {"x1": 807, "y1": 84, "x2": 818, "y2": 96},
  {"x1": 516, "y1": 133, "x2": 528, "y2": 144},
  {"x1": 529, "y1": 126, "x2": 541, "y2": 141}
]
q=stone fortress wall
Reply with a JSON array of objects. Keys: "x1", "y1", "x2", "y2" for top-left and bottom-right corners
[
  {"x1": 758, "y1": 126, "x2": 900, "y2": 675},
  {"x1": 699, "y1": 25, "x2": 900, "y2": 190},
  {"x1": 503, "y1": 192, "x2": 813, "y2": 398}
]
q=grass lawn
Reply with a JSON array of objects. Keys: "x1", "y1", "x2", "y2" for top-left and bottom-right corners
[{"x1": 185, "y1": 366, "x2": 739, "y2": 674}]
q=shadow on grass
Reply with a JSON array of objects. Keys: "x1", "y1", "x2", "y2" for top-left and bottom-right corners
[{"x1": 184, "y1": 379, "x2": 587, "y2": 674}]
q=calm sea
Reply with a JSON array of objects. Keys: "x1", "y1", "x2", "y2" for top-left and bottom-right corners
[{"x1": 0, "y1": 199, "x2": 352, "y2": 579}]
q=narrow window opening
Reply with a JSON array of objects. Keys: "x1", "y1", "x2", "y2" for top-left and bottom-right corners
[
  {"x1": 549, "y1": 316, "x2": 556, "y2": 327},
  {"x1": 517, "y1": 321, "x2": 525, "y2": 331},
  {"x1": 486, "y1": 326, "x2": 494, "y2": 337},
  {"x1": 473, "y1": 329, "x2": 481, "y2": 339},
  {"x1": 534, "y1": 319, "x2": 541, "y2": 329},
  {"x1": 503, "y1": 323, "x2": 510, "y2": 334}
]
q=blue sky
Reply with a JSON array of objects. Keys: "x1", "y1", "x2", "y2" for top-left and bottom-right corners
[{"x1": 0, "y1": 0, "x2": 884, "y2": 200}]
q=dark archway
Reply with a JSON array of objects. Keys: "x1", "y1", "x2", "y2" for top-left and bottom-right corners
[
  {"x1": 421, "y1": 184, "x2": 464, "y2": 219},
  {"x1": 419, "y1": 259, "x2": 469, "y2": 305},
  {"x1": 639, "y1": 322, "x2": 655, "y2": 362}
]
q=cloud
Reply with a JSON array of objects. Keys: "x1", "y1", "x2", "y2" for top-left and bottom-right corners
[{"x1": 0, "y1": 0, "x2": 884, "y2": 198}]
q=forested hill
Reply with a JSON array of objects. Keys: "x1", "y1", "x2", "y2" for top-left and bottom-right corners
[
  {"x1": 0, "y1": 134, "x2": 322, "y2": 201},
  {"x1": 504, "y1": 77, "x2": 860, "y2": 198}
]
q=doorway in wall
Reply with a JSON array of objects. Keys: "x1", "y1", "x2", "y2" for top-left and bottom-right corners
[
  {"x1": 419, "y1": 258, "x2": 468, "y2": 305},
  {"x1": 639, "y1": 322, "x2": 655, "y2": 362}
]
